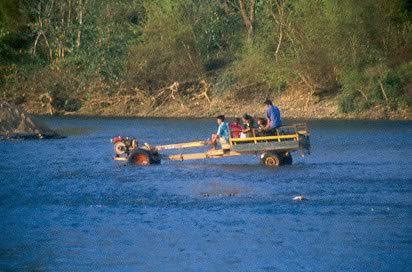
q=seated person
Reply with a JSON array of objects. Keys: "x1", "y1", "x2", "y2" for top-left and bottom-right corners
[
  {"x1": 241, "y1": 113, "x2": 255, "y2": 138},
  {"x1": 263, "y1": 99, "x2": 282, "y2": 135},
  {"x1": 229, "y1": 118, "x2": 242, "y2": 138},
  {"x1": 256, "y1": 118, "x2": 267, "y2": 136},
  {"x1": 210, "y1": 115, "x2": 229, "y2": 150}
]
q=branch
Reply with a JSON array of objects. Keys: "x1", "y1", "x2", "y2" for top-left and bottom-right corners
[
  {"x1": 358, "y1": 89, "x2": 369, "y2": 101},
  {"x1": 149, "y1": 82, "x2": 185, "y2": 111},
  {"x1": 378, "y1": 80, "x2": 389, "y2": 106},
  {"x1": 196, "y1": 80, "x2": 211, "y2": 104},
  {"x1": 274, "y1": 28, "x2": 283, "y2": 60},
  {"x1": 249, "y1": 0, "x2": 256, "y2": 25},
  {"x1": 270, "y1": 0, "x2": 286, "y2": 59}
]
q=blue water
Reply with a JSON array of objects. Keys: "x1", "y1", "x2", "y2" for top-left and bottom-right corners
[{"x1": 0, "y1": 117, "x2": 411, "y2": 271}]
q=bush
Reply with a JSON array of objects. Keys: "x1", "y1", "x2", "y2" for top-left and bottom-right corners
[
  {"x1": 337, "y1": 68, "x2": 375, "y2": 113},
  {"x1": 213, "y1": 71, "x2": 237, "y2": 97},
  {"x1": 49, "y1": 83, "x2": 69, "y2": 111},
  {"x1": 381, "y1": 61, "x2": 412, "y2": 109},
  {"x1": 14, "y1": 94, "x2": 26, "y2": 105},
  {"x1": 337, "y1": 90, "x2": 358, "y2": 113},
  {"x1": 337, "y1": 60, "x2": 412, "y2": 112},
  {"x1": 48, "y1": 81, "x2": 82, "y2": 112},
  {"x1": 64, "y1": 98, "x2": 82, "y2": 112},
  {"x1": 125, "y1": 1, "x2": 204, "y2": 91},
  {"x1": 191, "y1": 1, "x2": 243, "y2": 61},
  {"x1": 226, "y1": 45, "x2": 287, "y2": 97}
]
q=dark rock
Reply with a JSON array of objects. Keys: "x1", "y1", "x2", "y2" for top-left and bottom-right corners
[{"x1": 0, "y1": 102, "x2": 63, "y2": 140}]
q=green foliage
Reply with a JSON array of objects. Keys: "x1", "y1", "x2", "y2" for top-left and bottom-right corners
[
  {"x1": 48, "y1": 80, "x2": 82, "y2": 112},
  {"x1": 191, "y1": 0, "x2": 243, "y2": 60},
  {"x1": 337, "y1": 90, "x2": 359, "y2": 113},
  {"x1": 213, "y1": 70, "x2": 237, "y2": 97},
  {"x1": 0, "y1": 0, "x2": 30, "y2": 62},
  {"x1": 49, "y1": 83, "x2": 70, "y2": 111},
  {"x1": 64, "y1": 98, "x2": 82, "y2": 112},
  {"x1": 338, "y1": 60, "x2": 412, "y2": 112},
  {"x1": 125, "y1": 0, "x2": 204, "y2": 91},
  {"x1": 382, "y1": 61, "x2": 412, "y2": 109},
  {"x1": 0, "y1": 0, "x2": 410, "y2": 114},
  {"x1": 227, "y1": 46, "x2": 282, "y2": 95},
  {"x1": 291, "y1": 0, "x2": 411, "y2": 112}
]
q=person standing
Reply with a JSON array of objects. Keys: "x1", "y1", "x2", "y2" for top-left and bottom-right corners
[{"x1": 263, "y1": 99, "x2": 282, "y2": 135}]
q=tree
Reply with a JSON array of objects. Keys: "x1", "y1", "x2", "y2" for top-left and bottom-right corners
[
  {"x1": 126, "y1": 0, "x2": 204, "y2": 91},
  {"x1": 238, "y1": 0, "x2": 256, "y2": 43}
]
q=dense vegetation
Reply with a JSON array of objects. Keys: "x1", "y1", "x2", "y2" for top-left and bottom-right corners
[{"x1": 1, "y1": 0, "x2": 411, "y2": 114}]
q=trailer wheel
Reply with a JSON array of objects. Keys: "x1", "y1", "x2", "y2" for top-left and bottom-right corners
[
  {"x1": 281, "y1": 152, "x2": 293, "y2": 165},
  {"x1": 261, "y1": 152, "x2": 281, "y2": 167},
  {"x1": 150, "y1": 151, "x2": 161, "y2": 165},
  {"x1": 128, "y1": 149, "x2": 161, "y2": 165}
]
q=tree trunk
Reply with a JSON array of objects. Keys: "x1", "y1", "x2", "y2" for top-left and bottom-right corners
[
  {"x1": 41, "y1": 32, "x2": 53, "y2": 61},
  {"x1": 76, "y1": 0, "x2": 83, "y2": 49},
  {"x1": 238, "y1": 0, "x2": 255, "y2": 43},
  {"x1": 271, "y1": 0, "x2": 286, "y2": 59},
  {"x1": 68, "y1": 0, "x2": 71, "y2": 27},
  {"x1": 32, "y1": 31, "x2": 41, "y2": 56},
  {"x1": 274, "y1": 25, "x2": 283, "y2": 60}
]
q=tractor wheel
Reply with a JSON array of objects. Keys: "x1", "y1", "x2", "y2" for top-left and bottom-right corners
[
  {"x1": 114, "y1": 142, "x2": 127, "y2": 155},
  {"x1": 261, "y1": 152, "x2": 281, "y2": 167},
  {"x1": 128, "y1": 149, "x2": 161, "y2": 165},
  {"x1": 128, "y1": 149, "x2": 151, "y2": 165}
]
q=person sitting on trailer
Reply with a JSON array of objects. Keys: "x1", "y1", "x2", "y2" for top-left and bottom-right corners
[
  {"x1": 241, "y1": 113, "x2": 255, "y2": 138},
  {"x1": 263, "y1": 99, "x2": 282, "y2": 135},
  {"x1": 256, "y1": 118, "x2": 267, "y2": 136},
  {"x1": 210, "y1": 115, "x2": 229, "y2": 150},
  {"x1": 229, "y1": 117, "x2": 242, "y2": 138}
]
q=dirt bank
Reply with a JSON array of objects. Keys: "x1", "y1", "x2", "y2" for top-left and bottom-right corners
[{"x1": 20, "y1": 86, "x2": 411, "y2": 120}]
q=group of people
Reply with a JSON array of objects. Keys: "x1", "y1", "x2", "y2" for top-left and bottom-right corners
[{"x1": 209, "y1": 99, "x2": 282, "y2": 149}]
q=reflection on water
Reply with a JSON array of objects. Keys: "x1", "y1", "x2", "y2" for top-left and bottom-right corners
[{"x1": 0, "y1": 117, "x2": 411, "y2": 271}]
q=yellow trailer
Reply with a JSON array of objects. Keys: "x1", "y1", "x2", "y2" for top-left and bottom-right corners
[{"x1": 111, "y1": 123, "x2": 310, "y2": 167}]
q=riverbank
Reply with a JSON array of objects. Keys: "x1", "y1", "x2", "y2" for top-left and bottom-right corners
[
  {"x1": 21, "y1": 86, "x2": 411, "y2": 120},
  {"x1": 0, "y1": 102, "x2": 61, "y2": 139}
]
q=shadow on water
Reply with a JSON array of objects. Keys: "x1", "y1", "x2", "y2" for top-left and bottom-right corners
[{"x1": 54, "y1": 126, "x2": 96, "y2": 136}]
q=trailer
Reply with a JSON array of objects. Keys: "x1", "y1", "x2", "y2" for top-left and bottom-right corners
[{"x1": 111, "y1": 123, "x2": 310, "y2": 167}]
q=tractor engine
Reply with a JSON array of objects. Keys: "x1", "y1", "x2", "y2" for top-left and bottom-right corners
[{"x1": 111, "y1": 136, "x2": 138, "y2": 158}]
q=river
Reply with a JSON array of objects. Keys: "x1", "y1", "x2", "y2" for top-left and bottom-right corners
[{"x1": 0, "y1": 117, "x2": 411, "y2": 271}]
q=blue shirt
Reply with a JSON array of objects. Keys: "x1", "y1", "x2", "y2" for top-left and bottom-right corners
[
  {"x1": 217, "y1": 121, "x2": 229, "y2": 141},
  {"x1": 266, "y1": 105, "x2": 282, "y2": 129}
]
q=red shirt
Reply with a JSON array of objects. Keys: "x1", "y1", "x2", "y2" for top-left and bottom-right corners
[{"x1": 229, "y1": 123, "x2": 242, "y2": 138}]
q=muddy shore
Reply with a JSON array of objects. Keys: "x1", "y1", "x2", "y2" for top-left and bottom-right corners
[{"x1": 21, "y1": 87, "x2": 411, "y2": 120}]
